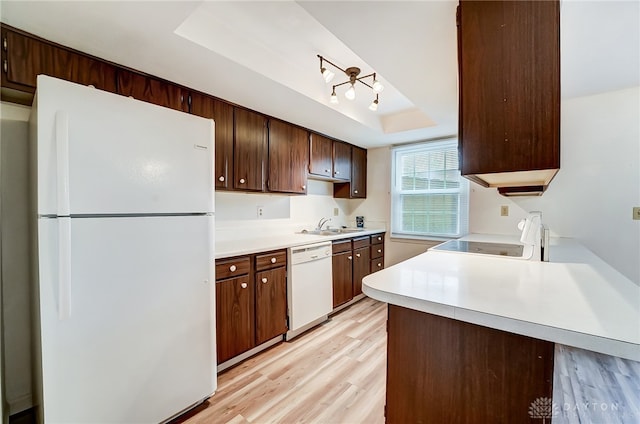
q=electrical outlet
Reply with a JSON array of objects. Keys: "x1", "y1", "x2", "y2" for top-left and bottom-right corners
[
  {"x1": 633, "y1": 207, "x2": 640, "y2": 221},
  {"x1": 333, "y1": 208, "x2": 339, "y2": 216},
  {"x1": 500, "y1": 205, "x2": 509, "y2": 217},
  {"x1": 257, "y1": 206, "x2": 264, "y2": 219}
]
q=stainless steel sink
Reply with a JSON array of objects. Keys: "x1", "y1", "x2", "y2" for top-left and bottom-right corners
[{"x1": 299, "y1": 228, "x2": 365, "y2": 236}]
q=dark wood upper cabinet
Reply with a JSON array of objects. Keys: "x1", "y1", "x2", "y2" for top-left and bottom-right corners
[
  {"x1": 268, "y1": 120, "x2": 309, "y2": 194},
  {"x1": 190, "y1": 92, "x2": 234, "y2": 190},
  {"x1": 234, "y1": 108, "x2": 267, "y2": 192},
  {"x1": 334, "y1": 145, "x2": 367, "y2": 199},
  {"x1": 1, "y1": 26, "x2": 116, "y2": 101},
  {"x1": 309, "y1": 133, "x2": 333, "y2": 178},
  {"x1": 116, "y1": 69, "x2": 187, "y2": 112},
  {"x1": 350, "y1": 146, "x2": 367, "y2": 198},
  {"x1": 332, "y1": 141, "x2": 352, "y2": 181},
  {"x1": 457, "y1": 0, "x2": 560, "y2": 194}
]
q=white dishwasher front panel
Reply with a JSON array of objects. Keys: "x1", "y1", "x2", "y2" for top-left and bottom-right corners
[{"x1": 287, "y1": 242, "x2": 333, "y2": 340}]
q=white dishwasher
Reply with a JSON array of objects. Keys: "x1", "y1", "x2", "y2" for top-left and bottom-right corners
[{"x1": 286, "y1": 241, "x2": 333, "y2": 340}]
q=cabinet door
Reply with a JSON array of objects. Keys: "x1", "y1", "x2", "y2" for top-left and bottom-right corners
[
  {"x1": 309, "y1": 133, "x2": 333, "y2": 177},
  {"x1": 234, "y1": 108, "x2": 267, "y2": 191},
  {"x1": 190, "y1": 92, "x2": 234, "y2": 189},
  {"x1": 352, "y1": 246, "x2": 370, "y2": 297},
  {"x1": 332, "y1": 141, "x2": 351, "y2": 181},
  {"x1": 255, "y1": 267, "x2": 288, "y2": 345},
  {"x1": 268, "y1": 120, "x2": 309, "y2": 194},
  {"x1": 458, "y1": 0, "x2": 559, "y2": 176},
  {"x1": 116, "y1": 69, "x2": 188, "y2": 112},
  {"x1": 2, "y1": 27, "x2": 116, "y2": 94},
  {"x1": 216, "y1": 276, "x2": 254, "y2": 364},
  {"x1": 350, "y1": 146, "x2": 367, "y2": 198},
  {"x1": 332, "y1": 250, "x2": 353, "y2": 308}
]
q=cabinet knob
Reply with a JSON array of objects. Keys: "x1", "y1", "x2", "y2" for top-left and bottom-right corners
[
  {"x1": 241, "y1": 282, "x2": 248, "y2": 289},
  {"x1": 335, "y1": 171, "x2": 340, "y2": 175},
  {"x1": 218, "y1": 176, "x2": 225, "y2": 182},
  {"x1": 354, "y1": 190, "x2": 358, "y2": 194},
  {"x1": 302, "y1": 185, "x2": 306, "y2": 190},
  {"x1": 270, "y1": 257, "x2": 277, "y2": 264},
  {"x1": 229, "y1": 265, "x2": 237, "y2": 272},
  {"x1": 348, "y1": 256, "x2": 353, "y2": 260},
  {"x1": 262, "y1": 277, "x2": 268, "y2": 284},
  {"x1": 377, "y1": 263, "x2": 382, "y2": 267},
  {"x1": 378, "y1": 237, "x2": 382, "y2": 241},
  {"x1": 3, "y1": 60, "x2": 7, "y2": 73},
  {"x1": 239, "y1": 178, "x2": 246, "y2": 184},
  {"x1": 378, "y1": 249, "x2": 382, "y2": 253},
  {"x1": 356, "y1": 253, "x2": 361, "y2": 258},
  {"x1": 324, "y1": 169, "x2": 330, "y2": 173}
]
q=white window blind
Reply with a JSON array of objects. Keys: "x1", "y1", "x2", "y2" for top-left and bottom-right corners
[{"x1": 391, "y1": 139, "x2": 469, "y2": 239}]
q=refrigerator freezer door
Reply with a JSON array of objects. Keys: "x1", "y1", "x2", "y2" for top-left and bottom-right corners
[
  {"x1": 34, "y1": 75, "x2": 214, "y2": 216},
  {"x1": 37, "y1": 215, "x2": 216, "y2": 423}
]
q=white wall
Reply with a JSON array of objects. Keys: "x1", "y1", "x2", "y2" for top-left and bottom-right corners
[
  {"x1": 470, "y1": 87, "x2": 640, "y2": 284},
  {"x1": 0, "y1": 102, "x2": 34, "y2": 415}
]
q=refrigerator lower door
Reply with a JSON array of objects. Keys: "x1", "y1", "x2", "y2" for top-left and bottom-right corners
[{"x1": 37, "y1": 215, "x2": 216, "y2": 423}]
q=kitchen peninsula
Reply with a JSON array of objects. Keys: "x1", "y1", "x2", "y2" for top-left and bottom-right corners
[{"x1": 362, "y1": 236, "x2": 640, "y2": 423}]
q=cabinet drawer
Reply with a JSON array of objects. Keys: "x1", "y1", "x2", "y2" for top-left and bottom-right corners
[
  {"x1": 255, "y1": 250, "x2": 287, "y2": 271},
  {"x1": 371, "y1": 233, "x2": 385, "y2": 245},
  {"x1": 215, "y1": 256, "x2": 250, "y2": 280},
  {"x1": 371, "y1": 259, "x2": 384, "y2": 273},
  {"x1": 332, "y1": 239, "x2": 352, "y2": 254},
  {"x1": 352, "y1": 236, "x2": 370, "y2": 250},
  {"x1": 371, "y1": 244, "x2": 384, "y2": 259}
]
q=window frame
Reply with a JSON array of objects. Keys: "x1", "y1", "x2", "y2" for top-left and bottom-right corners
[{"x1": 390, "y1": 138, "x2": 469, "y2": 240}]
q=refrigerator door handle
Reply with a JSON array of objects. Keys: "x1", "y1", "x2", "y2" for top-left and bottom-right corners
[
  {"x1": 56, "y1": 110, "x2": 71, "y2": 216},
  {"x1": 58, "y1": 217, "x2": 72, "y2": 320}
]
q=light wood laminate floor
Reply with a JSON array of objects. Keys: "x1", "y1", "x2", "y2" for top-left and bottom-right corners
[{"x1": 184, "y1": 298, "x2": 387, "y2": 424}]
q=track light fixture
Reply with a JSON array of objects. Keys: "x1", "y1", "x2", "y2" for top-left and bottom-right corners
[{"x1": 317, "y1": 54, "x2": 384, "y2": 111}]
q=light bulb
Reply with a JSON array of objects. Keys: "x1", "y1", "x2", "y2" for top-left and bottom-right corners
[
  {"x1": 369, "y1": 98, "x2": 379, "y2": 111},
  {"x1": 372, "y1": 79, "x2": 384, "y2": 93},
  {"x1": 321, "y1": 67, "x2": 335, "y2": 83},
  {"x1": 345, "y1": 84, "x2": 356, "y2": 100},
  {"x1": 330, "y1": 90, "x2": 339, "y2": 104}
]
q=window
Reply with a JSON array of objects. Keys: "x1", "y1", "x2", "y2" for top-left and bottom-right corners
[{"x1": 391, "y1": 139, "x2": 469, "y2": 239}]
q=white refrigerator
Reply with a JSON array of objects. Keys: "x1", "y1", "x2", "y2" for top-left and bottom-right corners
[{"x1": 30, "y1": 75, "x2": 216, "y2": 423}]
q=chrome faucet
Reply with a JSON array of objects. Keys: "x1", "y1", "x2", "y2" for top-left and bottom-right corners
[{"x1": 316, "y1": 217, "x2": 331, "y2": 231}]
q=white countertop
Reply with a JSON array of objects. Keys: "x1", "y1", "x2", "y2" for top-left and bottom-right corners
[
  {"x1": 362, "y1": 235, "x2": 640, "y2": 361},
  {"x1": 215, "y1": 228, "x2": 386, "y2": 259}
]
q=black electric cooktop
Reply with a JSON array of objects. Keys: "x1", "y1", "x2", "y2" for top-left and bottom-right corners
[{"x1": 432, "y1": 240, "x2": 524, "y2": 257}]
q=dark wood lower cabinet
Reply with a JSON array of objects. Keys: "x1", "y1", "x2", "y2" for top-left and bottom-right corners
[
  {"x1": 255, "y1": 267, "x2": 287, "y2": 345},
  {"x1": 215, "y1": 249, "x2": 288, "y2": 365},
  {"x1": 332, "y1": 250, "x2": 353, "y2": 308},
  {"x1": 215, "y1": 275, "x2": 253, "y2": 364},
  {"x1": 386, "y1": 305, "x2": 554, "y2": 423},
  {"x1": 352, "y1": 246, "x2": 370, "y2": 297}
]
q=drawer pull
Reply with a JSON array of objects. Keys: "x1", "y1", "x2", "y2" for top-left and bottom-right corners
[
  {"x1": 377, "y1": 263, "x2": 382, "y2": 267},
  {"x1": 218, "y1": 176, "x2": 225, "y2": 182},
  {"x1": 377, "y1": 237, "x2": 382, "y2": 241},
  {"x1": 270, "y1": 257, "x2": 277, "y2": 264},
  {"x1": 354, "y1": 190, "x2": 358, "y2": 194},
  {"x1": 348, "y1": 256, "x2": 353, "y2": 260},
  {"x1": 356, "y1": 253, "x2": 361, "y2": 258},
  {"x1": 378, "y1": 249, "x2": 382, "y2": 253},
  {"x1": 241, "y1": 282, "x2": 248, "y2": 289},
  {"x1": 239, "y1": 178, "x2": 246, "y2": 184},
  {"x1": 262, "y1": 277, "x2": 268, "y2": 284},
  {"x1": 229, "y1": 265, "x2": 237, "y2": 272}
]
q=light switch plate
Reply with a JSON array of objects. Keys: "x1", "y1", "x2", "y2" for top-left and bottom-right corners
[{"x1": 633, "y1": 207, "x2": 640, "y2": 221}]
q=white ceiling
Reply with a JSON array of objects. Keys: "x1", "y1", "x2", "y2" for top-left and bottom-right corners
[{"x1": 1, "y1": 1, "x2": 638, "y2": 149}]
